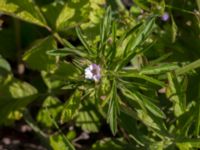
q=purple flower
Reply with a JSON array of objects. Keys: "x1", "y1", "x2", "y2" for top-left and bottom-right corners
[
  {"x1": 161, "y1": 12, "x2": 169, "y2": 21},
  {"x1": 85, "y1": 64, "x2": 101, "y2": 82}
]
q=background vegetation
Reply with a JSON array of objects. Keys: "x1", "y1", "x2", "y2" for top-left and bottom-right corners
[{"x1": 0, "y1": 0, "x2": 200, "y2": 149}]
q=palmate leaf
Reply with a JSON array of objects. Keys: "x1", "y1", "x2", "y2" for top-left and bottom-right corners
[
  {"x1": 0, "y1": 0, "x2": 47, "y2": 27},
  {"x1": 41, "y1": 1, "x2": 64, "y2": 30},
  {"x1": 0, "y1": 75, "x2": 38, "y2": 124},
  {"x1": 53, "y1": 61, "x2": 81, "y2": 81},
  {"x1": 44, "y1": 101, "x2": 75, "y2": 150},
  {"x1": 23, "y1": 36, "x2": 57, "y2": 71},
  {"x1": 55, "y1": 0, "x2": 90, "y2": 31},
  {"x1": 50, "y1": 134, "x2": 75, "y2": 150},
  {"x1": 37, "y1": 96, "x2": 63, "y2": 128},
  {"x1": 76, "y1": 102, "x2": 101, "y2": 133},
  {"x1": 61, "y1": 90, "x2": 82, "y2": 123},
  {"x1": 41, "y1": 0, "x2": 89, "y2": 31}
]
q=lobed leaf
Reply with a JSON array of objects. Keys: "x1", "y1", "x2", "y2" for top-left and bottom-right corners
[
  {"x1": 0, "y1": 0, "x2": 47, "y2": 27},
  {"x1": 23, "y1": 36, "x2": 57, "y2": 71}
]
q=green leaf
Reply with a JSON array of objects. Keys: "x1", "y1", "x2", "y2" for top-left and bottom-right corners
[
  {"x1": 47, "y1": 48, "x2": 88, "y2": 58},
  {"x1": 119, "y1": 111, "x2": 144, "y2": 146},
  {"x1": 116, "y1": 17, "x2": 155, "y2": 70},
  {"x1": 9, "y1": 81, "x2": 37, "y2": 99},
  {"x1": 136, "y1": 109, "x2": 162, "y2": 130},
  {"x1": 0, "y1": 55, "x2": 11, "y2": 74},
  {"x1": 0, "y1": 0, "x2": 47, "y2": 27},
  {"x1": 120, "y1": 87, "x2": 166, "y2": 131},
  {"x1": 133, "y1": 0, "x2": 149, "y2": 11},
  {"x1": 149, "y1": 141, "x2": 166, "y2": 150},
  {"x1": 120, "y1": 86, "x2": 146, "y2": 111},
  {"x1": 197, "y1": 0, "x2": 200, "y2": 11},
  {"x1": 76, "y1": 27, "x2": 93, "y2": 54},
  {"x1": 55, "y1": 0, "x2": 90, "y2": 31},
  {"x1": 117, "y1": 22, "x2": 143, "y2": 46},
  {"x1": 50, "y1": 134, "x2": 75, "y2": 150},
  {"x1": 37, "y1": 96, "x2": 62, "y2": 128},
  {"x1": 140, "y1": 63, "x2": 180, "y2": 75},
  {"x1": 76, "y1": 100, "x2": 101, "y2": 133},
  {"x1": 120, "y1": 86, "x2": 165, "y2": 119},
  {"x1": 138, "y1": 93, "x2": 166, "y2": 119},
  {"x1": 0, "y1": 75, "x2": 38, "y2": 124},
  {"x1": 195, "y1": 102, "x2": 200, "y2": 136},
  {"x1": 124, "y1": 17, "x2": 155, "y2": 56},
  {"x1": 176, "y1": 59, "x2": 200, "y2": 75},
  {"x1": 79, "y1": 0, "x2": 105, "y2": 42},
  {"x1": 41, "y1": 71, "x2": 63, "y2": 90},
  {"x1": 171, "y1": 14, "x2": 177, "y2": 43},
  {"x1": 92, "y1": 138, "x2": 135, "y2": 150},
  {"x1": 176, "y1": 139, "x2": 200, "y2": 149},
  {"x1": 23, "y1": 36, "x2": 57, "y2": 71},
  {"x1": 53, "y1": 61, "x2": 81, "y2": 81},
  {"x1": 41, "y1": 1, "x2": 64, "y2": 30},
  {"x1": 167, "y1": 73, "x2": 186, "y2": 117},
  {"x1": 107, "y1": 80, "x2": 119, "y2": 135},
  {"x1": 176, "y1": 107, "x2": 195, "y2": 136},
  {"x1": 118, "y1": 72, "x2": 165, "y2": 87},
  {"x1": 61, "y1": 90, "x2": 81, "y2": 123},
  {"x1": 99, "y1": 6, "x2": 112, "y2": 56}
]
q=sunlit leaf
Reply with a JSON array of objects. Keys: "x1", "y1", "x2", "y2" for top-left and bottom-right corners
[
  {"x1": 76, "y1": 100, "x2": 101, "y2": 133},
  {"x1": 61, "y1": 90, "x2": 81, "y2": 123},
  {"x1": 0, "y1": 0, "x2": 47, "y2": 27},
  {"x1": 167, "y1": 73, "x2": 186, "y2": 117},
  {"x1": 176, "y1": 139, "x2": 200, "y2": 149},
  {"x1": 37, "y1": 96, "x2": 62, "y2": 128},
  {"x1": 107, "y1": 80, "x2": 119, "y2": 135},
  {"x1": 92, "y1": 138, "x2": 134, "y2": 150},
  {"x1": 176, "y1": 59, "x2": 200, "y2": 75},
  {"x1": 0, "y1": 75, "x2": 38, "y2": 124},
  {"x1": 50, "y1": 134, "x2": 75, "y2": 150}
]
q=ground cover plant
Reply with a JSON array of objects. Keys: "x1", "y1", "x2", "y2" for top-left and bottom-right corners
[{"x1": 0, "y1": 0, "x2": 200, "y2": 149}]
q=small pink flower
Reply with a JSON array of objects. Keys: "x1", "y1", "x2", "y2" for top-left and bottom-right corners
[
  {"x1": 161, "y1": 12, "x2": 169, "y2": 21},
  {"x1": 85, "y1": 64, "x2": 101, "y2": 82}
]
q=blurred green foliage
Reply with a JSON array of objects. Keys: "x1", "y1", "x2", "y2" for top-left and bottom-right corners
[{"x1": 0, "y1": 0, "x2": 200, "y2": 149}]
